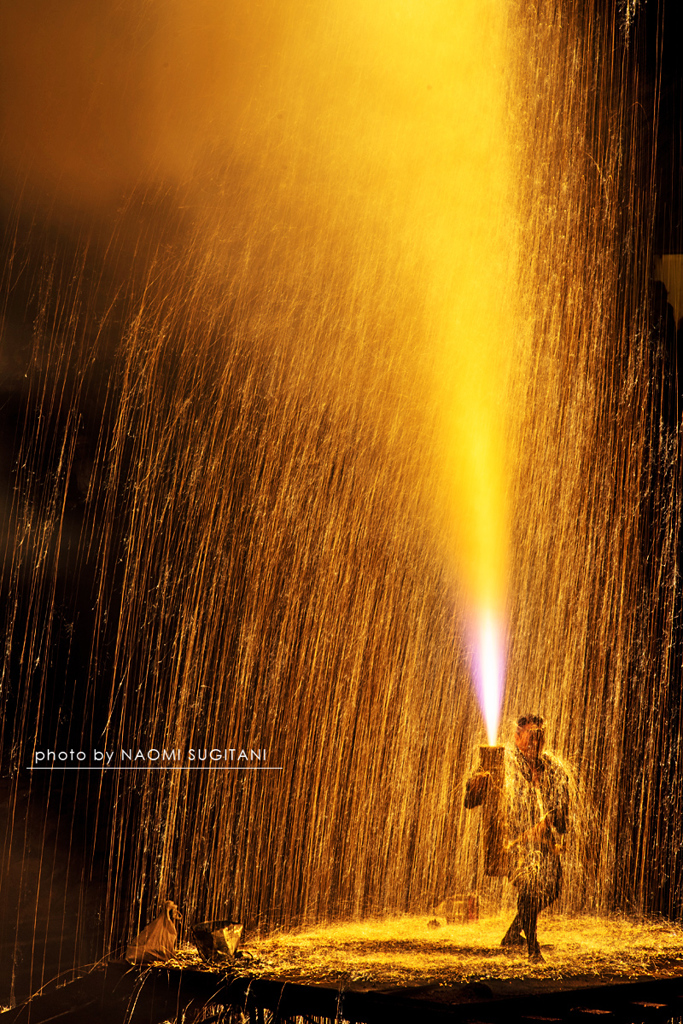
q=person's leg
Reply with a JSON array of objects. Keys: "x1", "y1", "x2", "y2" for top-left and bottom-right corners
[
  {"x1": 518, "y1": 862, "x2": 562, "y2": 961},
  {"x1": 505, "y1": 855, "x2": 563, "y2": 961},
  {"x1": 501, "y1": 908, "x2": 525, "y2": 947},
  {"x1": 518, "y1": 891, "x2": 543, "y2": 961}
]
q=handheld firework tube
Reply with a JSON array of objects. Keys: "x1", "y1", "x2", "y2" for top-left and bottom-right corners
[{"x1": 479, "y1": 745, "x2": 508, "y2": 876}]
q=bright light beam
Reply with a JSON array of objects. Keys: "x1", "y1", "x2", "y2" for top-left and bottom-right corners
[{"x1": 475, "y1": 610, "x2": 505, "y2": 745}]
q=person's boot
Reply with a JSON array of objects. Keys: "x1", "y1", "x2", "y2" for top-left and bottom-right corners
[{"x1": 528, "y1": 942, "x2": 545, "y2": 963}]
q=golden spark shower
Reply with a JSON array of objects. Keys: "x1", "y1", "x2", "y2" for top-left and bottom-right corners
[{"x1": 0, "y1": 0, "x2": 680, "y2": 1005}]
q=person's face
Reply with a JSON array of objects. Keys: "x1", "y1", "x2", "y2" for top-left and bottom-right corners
[{"x1": 514, "y1": 722, "x2": 545, "y2": 761}]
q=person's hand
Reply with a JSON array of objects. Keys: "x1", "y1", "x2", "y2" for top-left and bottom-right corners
[
  {"x1": 508, "y1": 815, "x2": 552, "y2": 850},
  {"x1": 531, "y1": 815, "x2": 550, "y2": 840},
  {"x1": 464, "y1": 769, "x2": 491, "y2": 808},
  {"x1": 533, "y1": 815, "x2": 559, "y2": 852},
  {"x1": 470, "y1": 770, "x2": 491, "y2": 793}
]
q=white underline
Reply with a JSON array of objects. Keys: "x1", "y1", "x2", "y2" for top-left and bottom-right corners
[{"x1": 26, "y1": 766, "x2": 283, "y2": 771}]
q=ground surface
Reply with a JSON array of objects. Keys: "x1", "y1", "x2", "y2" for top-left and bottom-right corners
[
  {"x1": 163, "y1": 913, "x2": 683, "y2": 989},
  {"x1": 4, "y1": 916, "x2": 683, "y2": 1023}
]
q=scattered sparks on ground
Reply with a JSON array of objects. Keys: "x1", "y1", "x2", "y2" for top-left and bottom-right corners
[{"x1": 227, "y1": 915, "x2": 683, "y2": 987}]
